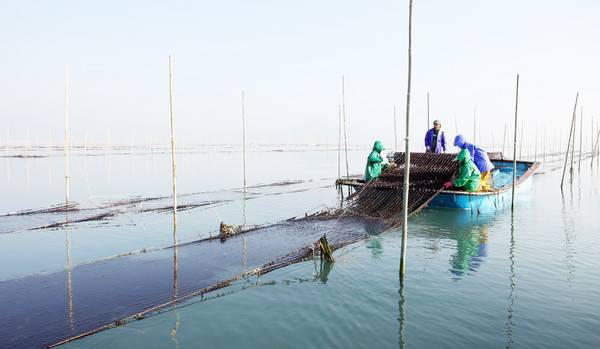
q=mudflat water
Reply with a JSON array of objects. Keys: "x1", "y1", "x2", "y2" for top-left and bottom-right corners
[{"x1": 1, "y1": 146, "x2": 599, "y2": 348}]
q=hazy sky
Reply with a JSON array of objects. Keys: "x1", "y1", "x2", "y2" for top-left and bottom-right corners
[{"x1": 1, "y1": 0, "x2": 599, "y2": 148}]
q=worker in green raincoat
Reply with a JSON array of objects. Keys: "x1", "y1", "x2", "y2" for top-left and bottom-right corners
[
  {"x1": 443, "y1": 148, "x2": 481, "y2": 191},
  {"x1": 365, "y1": 140, "x2": 390, "y2": 182}
]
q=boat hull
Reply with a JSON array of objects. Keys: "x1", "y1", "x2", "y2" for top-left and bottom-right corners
[{"x1": 428, "y1": 160, "x2": 540, "y2": 211}]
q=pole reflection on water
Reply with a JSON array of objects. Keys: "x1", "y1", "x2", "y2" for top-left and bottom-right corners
[
  {"x1": 172, "y1": 225, "x2": 180, "y2": 349},
  {"x1": 398, "y1": 275, "x2": 406, "y2": 349},
  {"x1": 66, "y1": 210, "x2": 74, "y2": 331},
  {"x1": 506, "y1": 213, "x2": 516, "y2": 348}
]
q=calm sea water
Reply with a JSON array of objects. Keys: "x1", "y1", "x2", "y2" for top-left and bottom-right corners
[{"x1": 1, "y1": 147, "x2": 599, "y2": 348}]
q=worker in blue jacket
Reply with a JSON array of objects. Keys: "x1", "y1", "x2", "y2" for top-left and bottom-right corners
[
  {"x1": 453, "y1": 134, "x2": 494, "y2": 191},
  {"x1": 424, "y1": 120, "x2": 446, "y2": 153}
]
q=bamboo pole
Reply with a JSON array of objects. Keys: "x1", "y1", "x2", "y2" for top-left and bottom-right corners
[
  {"x1": 65, "y1": 65, "x2": 70, "y2": 205},
  {"x1": 454, "y1": 116, "x2": 458, "y2": 136},
  {"x1": 519, "y1": 120, "x2": 523, "y2": 160},
  {"x1": 338, "y1": 105, "x2": 341, "y2": 178},
  {"x1": 592, "y1": 117, "x2": 596, "y2": 165},
  {"x1": 168, "y1": 55, "x2": 178, "y2": 231},
  {"x1": 570, "y1": 107, "x2": 576, "y2": 176},
  {"x1": 400, "y1": 0, "x2": 413, "y2": 276},
  {"x1": 243, "y1": 91, "x2": 247, "y2": 187},
  {"x1": 502, "y1": 123, "x2": 507, "y2": 159},
  {"x1": 511, "y1": 74, "x2": 519, "y2": 212},
  {"x1": 591, "y1": 129, "x2": 600, "y2": 167},
  {"x1": 427, "y1": 93, "x2": 430, "y2": 129},
  {"x1": 591, "y1": 116, "x2": 594, "y2": 160},
  {"x1": 560, "y1": 93, "x2": 579, "y2": 190},
  {"x1": 473, "y1": 105, "x2": 476, "y2": 144},
  {"x1": 543, "y1": 126, "x2": 546, "y2": 164},
  {"x1": 342, "y1": 76, "x2": 349, "y2": 179},
  {"x1": 578, "y1": 106, "x2": 583, "y2": 171},
  {"x1": 394, "y1": 105, "x2": 398, "y2": 149},
  {"x1": 534, "y1": 124, "x2": 537, "y2": 162}
]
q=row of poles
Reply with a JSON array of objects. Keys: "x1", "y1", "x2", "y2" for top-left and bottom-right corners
[{"x1": 59, "y1": 6, "x2": 598, "y2": 283}]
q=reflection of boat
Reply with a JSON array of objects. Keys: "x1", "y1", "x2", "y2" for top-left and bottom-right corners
[
  {"x1": 336, "y1": 155, "x2": 541, "y2": 212},
  {"x1": 428, "y1": 159, "x2": 541, "y2": 211}
]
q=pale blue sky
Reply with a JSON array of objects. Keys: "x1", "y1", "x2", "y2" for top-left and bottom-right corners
[{"x1": 1, "y1": 0, "x2": 599, "y2": 148}]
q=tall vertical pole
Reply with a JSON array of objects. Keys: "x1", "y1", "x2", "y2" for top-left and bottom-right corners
[
  {"x1": 519, "y1": 120, "x2": 524, "y2": 160},
  {"x1": 342, "y1": 76, "x2": 349, "y2": 179},
  {"x1": 502, "y1": 123, "x2": 507, "y2": 159},
  {"x1": 400, "y1": 0, "x2": 413, "y2": 276},
  {"x1": 511, "y1": 74, "x2": 519, "y2": 212},
  {"x1": 169, "y1": 55, "x2": 178, "y2": 232},
  {"x1": 243, "y1": 91, "x2": 247, "y2": 187},
  {"x1": 578, "y1": 106, "x2": 583, "y2": 171},
  {"x1": 560, "y1": 93, "x2": 578, "y2": 190},
  {"x1": 338, "y1": 105, "x2": 341, "y2": 178},
  {"x1": 592, "y1": 116, "x2": 596, "y2": 165},
  {"x1": 394, "y1": 105, "x2": 398, "y2": 149},
  {"x1": 592, "y1": 128, "x2": 600, "y2": 168},
  {"x1": 591, "y1": 116, "x2": 594, "y2": 158},
  {"x1": 65, "y1": 65, "x2": 69, "y2": 205},
  {"x1": 426, "y1": 93, "x2": 430, "y2": 129},
  {"x1": 473, "y1": 105, "x2": 476, "y2": 144},
  {"x1": 570, "y1": 107, "x2": 576, "y2": 177},
  {"x1": 534, "y1": 124, "x2": 537, "y2": 162},
  {"x1": 543, "y1": 126, "x2": 546, "y2": 164},
  {"x1": 454, "y1": 116, "x2": 458, "y2": 135}
]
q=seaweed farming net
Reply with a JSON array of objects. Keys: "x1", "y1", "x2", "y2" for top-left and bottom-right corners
[
  {"x1": 1, "y1": 216, "x2": 391, "y2": 348},
  {"x1": 312, "y1": 152, "x2": 459, "y2": 222},
  {"x1": 1, "y1": 153, "x2": 458, "y2": 348}
]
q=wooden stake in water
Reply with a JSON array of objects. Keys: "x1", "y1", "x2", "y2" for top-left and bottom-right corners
[
  {"x1": 243, "y1": 91, "x2": 247, "y2": 187},
  {"x1": 519, "y1": 120, "x2": 524, "y2": 160},
  {"x1": 454, "y1": 116, "x2": 458, "y2": 136},
  {"x1": 592, "y1": 116, "x2": 596, "y2": 166},
  {"x1": 338, "y1": 105, "x2": 341, "y2": 178},
  {"x1": 503, "y1": 123, "x2": 507, "y2": 159},
  {"x1": 168, "y1": 55, "x2": 178, "y2": 231},
  {"x1": 560, "y1": 93, "x2": 579, "y2": 190},
  {"x1": 511, "y1": 74, "x2": 519, "y2": 212},
  {"x1": 65, "y1": 65, "x2": 70, "y2": 205},
  {"x1": 473, "y1": 105, "x2": 476, "y2": 144},
  {"x1": 342, "y1": 76, "x2": 349, "y2": 179},
  {"x1": 570, "y1": 107, "x2": 576, "y2": 176},
  {"x1": 578, "y1": 106, "x2": 583, "y2": 171},
  {"x1": 543, "y1": 126, "x2": 546, "y2": 164},
  {"x1": 591, "y1": 129, "x2": 600, "y2": 168},
  {"x1": 426, "y1": 93, "x2": 430, "y2": 129},
  {"x1": 394, "y1": 105, "x2": 398, "y2": 149},
  {"x1": 400, "y1": 0, "x2": 414, "y2": 276},
  {"x1": 534, "y1": 124, "x2": 537, "y2": 162}
]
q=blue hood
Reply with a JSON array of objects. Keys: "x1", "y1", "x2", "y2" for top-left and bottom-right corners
[{"x1": 454, "y1": 134, "x2": 466, "y2": 148}]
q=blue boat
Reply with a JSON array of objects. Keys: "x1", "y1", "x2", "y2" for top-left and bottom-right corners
[
  {"x1": 336, "y1": 156, "x2": 541, "y2": 212},
  {"x1": 428, "y1": 159, "x2": 541, "y2": 211}
]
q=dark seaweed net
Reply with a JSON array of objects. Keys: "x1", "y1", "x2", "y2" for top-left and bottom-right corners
[{"x1": 1, "y1": 152, "x2": 456, "y2": 348}]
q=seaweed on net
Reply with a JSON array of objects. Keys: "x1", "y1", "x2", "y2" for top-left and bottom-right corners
[
  {"x1": 312, "y1": 152, "x2": 459, "y2": 222},
  {"x1": 1, "y1": 153, "x2": 457, "y2": 348}
]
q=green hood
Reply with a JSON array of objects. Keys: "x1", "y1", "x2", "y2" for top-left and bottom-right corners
[
  {"x1": 372, "y1": 140, "x2": 384, "y2": 153},
  {"x1": 457, "y1": 148, "x2": 472, "y2": 164}
]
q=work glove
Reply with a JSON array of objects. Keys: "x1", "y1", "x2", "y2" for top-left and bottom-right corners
[{"x1": 443, "y1": 181, "x2": 453, "y2": 189}]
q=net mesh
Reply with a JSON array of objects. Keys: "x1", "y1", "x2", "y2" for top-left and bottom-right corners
[{"x1": 1, "y1": 152, "x2": 457, "y2": 348}]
